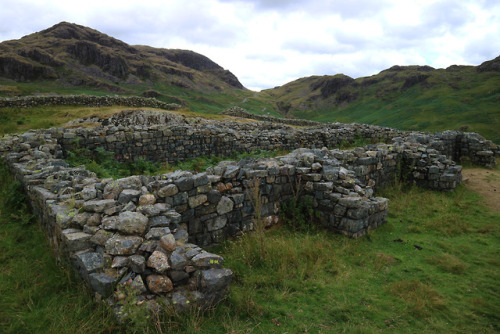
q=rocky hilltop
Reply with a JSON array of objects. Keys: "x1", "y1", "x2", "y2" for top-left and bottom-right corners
[{"x1": 0, "y1": 22, "x2": 244, "y2": 93}]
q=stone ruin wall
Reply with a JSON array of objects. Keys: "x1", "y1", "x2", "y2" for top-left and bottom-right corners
[{"x1": 0, "y1": 104, "x2": 498, "y2": 318}]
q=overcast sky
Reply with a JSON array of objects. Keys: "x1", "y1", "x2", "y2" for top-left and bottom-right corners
[{"x1": 1, "y1": 0, "x2": 499, "y2": 91}]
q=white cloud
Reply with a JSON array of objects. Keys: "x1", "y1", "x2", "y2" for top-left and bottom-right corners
[{"x1": 0, "y1": 0, "x2": 498, "y2": 90}]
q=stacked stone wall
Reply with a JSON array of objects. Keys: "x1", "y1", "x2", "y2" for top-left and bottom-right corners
[{"x1": 55, "y1": 115, "x2": 497, "y2": 169}]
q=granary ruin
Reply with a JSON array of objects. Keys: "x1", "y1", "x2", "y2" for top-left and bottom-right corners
[{"x1": 1, "y1": 96, "x2": 498, "y2": 318}]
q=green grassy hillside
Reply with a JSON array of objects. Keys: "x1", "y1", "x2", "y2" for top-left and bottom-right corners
[{"x1": 260, "y1": 60, "x2": 500, "y2": 144}]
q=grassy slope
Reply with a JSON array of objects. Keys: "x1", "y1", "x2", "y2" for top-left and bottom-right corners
[
  {"x1": 1, "y1": 155, "x2": 499, "y2": 333},
  {"x1": 320, "y1": 71, "x2": 500, "y2": 143}
]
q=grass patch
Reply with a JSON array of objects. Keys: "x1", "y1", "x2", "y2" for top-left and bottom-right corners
[
  {"x1": 390, "y1": 280, "x2": 446, "y2": 317},
  {"x1": 425, "y1": 253, "x2": 468, "y2": 274},
  {"x1": 66, "y1": 146, "x2": 162, "y2": 179},
  {"x1": 66, "y1": 146, "x2": 288, "y2": 178},
  {"x1": 0, "y1": 105, "x2": 143, "y2": 136}
]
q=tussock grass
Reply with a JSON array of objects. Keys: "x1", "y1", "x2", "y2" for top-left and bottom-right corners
[
  {"x1": 390, "y1": 280, "x2": 446, "y2": 317},
  {"x1": 425, "y1": 253, "x2": 468, "y2": 274}
]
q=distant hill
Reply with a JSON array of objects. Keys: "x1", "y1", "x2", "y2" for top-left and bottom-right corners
[
  {"x1": 261, "y1": 56, "x2": 500, "y2": 143},
  {"x1": 0, "y1": 22, "x2": 244, "y2": 95}
]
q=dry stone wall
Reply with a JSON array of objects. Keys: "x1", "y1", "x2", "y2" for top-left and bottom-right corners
[
  {"x1": 56, "y1": 110, "x2": 497, "y2": 169},
  {"x1": 1, "y1": 134, "x2": 233, "y2": 317},
  {"x1": 0, "y1": 95, "x2": 182, "y2": 110},
  {"x1": 0, "y1": 107, "x2": 498, "y2": 320}
]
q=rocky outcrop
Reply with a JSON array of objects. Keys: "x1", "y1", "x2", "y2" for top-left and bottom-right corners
[
  {"x1": 67, "y1": 41, "x2": 129, "y2": 79},
  {"x1": 401, "y1": 74, "x2": 430, "y2": 90},
  {"x1": 0, "y1": 56, "x2": 58, "y2": 81},
  {"x1": 477, "y1": 55, "x2": 500, "y2": 73},
  {"x1": 310, "y1": 74, "x2": 357, "y2": 99}
]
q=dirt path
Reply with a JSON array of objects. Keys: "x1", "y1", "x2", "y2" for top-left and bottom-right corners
[{"x1": 462, "y1": 168, "x2": 500, "y2": 212}]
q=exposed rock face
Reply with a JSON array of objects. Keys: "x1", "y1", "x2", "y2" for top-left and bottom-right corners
[
  {"x1": 401, "y1": 74, "x2": 430, "y2": 90},
  {"x1": 0, "y1": 56, "x2": 57, "y2": 81},
  {"x1": 310, "y1": 74, "x2": 357, "y2": 99},
  {"x1": 477, "y1": 55, "x2": 500, "y2": 72},
  {"x1": 67, "y1": 41, "x2": 129, "y2": 78}
]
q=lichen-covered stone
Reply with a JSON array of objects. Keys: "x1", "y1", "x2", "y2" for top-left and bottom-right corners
[
  {"x1": 170, "y1": 249, "x2": 189, "y2": 270},
  {"x1": 188, "y1": 194, "x2": 207, "y2": 208},
  {"x1": 117, "y1": 211, "x2": 148, "y2": 235},
  {"x1": 89, "y1": 272, "x2": 117, "y2": 297},
  {"x1": 191, "y1": 252, "x2": 224, "y2": 268},
  {"x1": 62, "y1": 230, "x2": 92, "y2": 252},
  {"x1": 74, "y1": 251, "x2": 104, "y2": 280},
  {"x1": 129, "y1": 254, "x2": 146, "y2": 273},
  {"x1": 105, "y1": 234, "x2": 143, "y2": 255},
  {"x1": 83, "y1": 199, "x2": 116, "y2": 213},
  {"x1": 158, "y1": 184, "x2": 179, "y2": 197},
  {"x1": 200, "y1": 268, "x2": 233, "y2": 292},
  {"x1": 111, "y1": 256, "x2": 129, "y2": 268},
  {"x1": 216, "y1": 196, "x2": 233, "y2": 215},
  {"x1": 139, "y1": 194, "x2": 156, "y2": 206},
  {"x1": 146, "y1": 274, "x2": 173, "y2": 294},
  {"x1": 145, "y1": 227, "x2": 171, "y2": 240},
  {"x1": 147, "y1": 250, "x2": 170, "y2": 273},
  {"x1": 118, "y1": 189, "x2": 141, "y2": 204},
  {"x1": 90, "y1": 229, "x2": 113, "y2": 246},
  {"x1": 159, "y1": 234, "x2": 176, "y2": 252},
  {"x1": 207, "y1": 216, "x2": 227, "y2": 231}
]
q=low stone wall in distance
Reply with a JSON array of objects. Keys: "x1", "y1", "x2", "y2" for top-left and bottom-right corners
[{"x1": 0, "y1": 95, "x2": 182, "y2": 110}]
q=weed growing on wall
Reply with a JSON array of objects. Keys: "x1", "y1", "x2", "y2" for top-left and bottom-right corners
[
  {"x1": 280, "y1": 175, "x2": 318, "y2": 232},
  {"x1": 66, "y1": 146, "x2": 161, "y2": 179},
  {"x1": 65, "y1": 146, "x2": 289, "y2": 178},
  {"x1": 114, "y1": 279, "x2": 152, "y2": 331}
]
